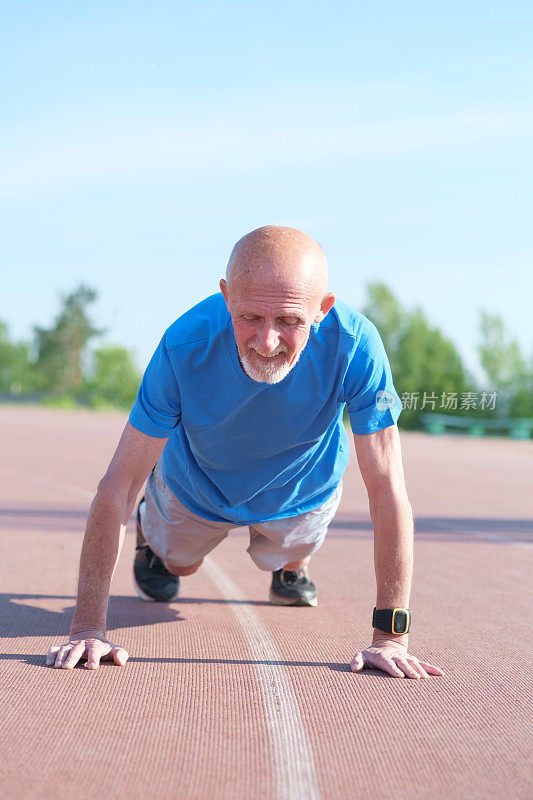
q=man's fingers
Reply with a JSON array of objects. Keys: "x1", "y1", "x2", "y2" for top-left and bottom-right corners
[
  {"x1": 96, "y1": 645, "x2": 129, "y2": 666},
  {"x1": 47, "y1": 637, "x2": 128, "y2": 670},
  {"x1": 53, "y1": 644, "x2": 73, "y2": 668},
  {"x1": 407, "y1": 658, "x2": 429, "y2": 679},
  {"x1": 350, "y1": 653, "x2": 365, "y2": 672},
  {"x1": 111, "y1": 646, "x2": 129, "y2": 666},
  {"x1": 377, "y1": 657, "x2": 405, "y2": 678},
  {"x1": 368, "y1": 650, "x2": 405, "y2": 678},
  {"x1": 86, "y1": 642, "x2": 129, "y2": 669},
  {"x1": 392, "y1": 656, "x2": 421, "y2": 679},
  {"x1": 46, "y1": 646, "x2": 60, "y2": 666},
  {"x1": 350, "y1": 646, "x2": 445, "y2": 679},
  {"x1": 418, "y1": 661, "x2": 446, "y2": 676},
  {"x1": 351, "y1": 650, "x2": 405, "y2": 678},
  {"x1": 62, "y1": 641, "x2": 87, "y2": 670},
  {"x1": 85, "y1": 640, "x2": 112, "y2": 670}
]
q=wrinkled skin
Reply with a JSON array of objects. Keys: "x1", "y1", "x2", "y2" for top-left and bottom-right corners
[{"x1": 46, "y1": 629, "x2": 129, "y2": 670}]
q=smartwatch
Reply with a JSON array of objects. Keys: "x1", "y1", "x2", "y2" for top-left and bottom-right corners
[{"x1": 372, "y1": 607, "x2": 411, "y2": 635}]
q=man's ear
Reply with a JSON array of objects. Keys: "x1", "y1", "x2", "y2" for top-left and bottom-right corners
[
  {"x1": 314, "y1": 293, "x2": 335, "y2": 323},
  {"x1": 220, "y1": 279, "x2": 229, "y2": 306}
]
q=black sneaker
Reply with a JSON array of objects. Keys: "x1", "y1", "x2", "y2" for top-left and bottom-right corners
[
  {"x1": 269, "y1": 567, "x2": 318, "y2": 607},
  {"x1": 133, "y1": 499, "x2": 180, "y2": 602}
]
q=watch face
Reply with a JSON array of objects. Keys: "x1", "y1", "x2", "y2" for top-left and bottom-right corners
[{"x1": 393, "y1": 610, "x2": 408, "y2": 633}]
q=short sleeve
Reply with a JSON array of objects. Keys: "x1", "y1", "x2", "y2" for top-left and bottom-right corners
[
  {"x1": 128, "y1": 332, "x2": 181, "y2": 438},
  {"x1": 344, "y1": 319, "x2": 402, "y2": 434}
]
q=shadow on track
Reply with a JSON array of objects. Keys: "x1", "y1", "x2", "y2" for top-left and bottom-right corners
[
  {"x1": 0, "y1": 593, "x2": 278, "y2": 639},
  {"x1": 0, "y1": 650, "x2": 402, "y2": 678},
  {"x1": 0, "y1": 593, "x2": 183, "y2": 637}
]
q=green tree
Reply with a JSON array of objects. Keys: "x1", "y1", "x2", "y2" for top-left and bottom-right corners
[
  {"x1": 33, "y1": 284, "x2": 103, "y2": 397},
  {"x1": 362, "y1": 283, "x2": 404, "y2": 368},
  {"x1": 394, "y1": 308, "x2": 472, "y2": 428},
  {"x1": 82, "y1": 345, "x2": 141, "y2": 410},
  {"x1": 0, "y1": 321, "x2": 35, "y2": 395},
  {"x1": 478, "y1": 312, "x2": 533, "y2": 417},
  {"x1": 363, "y1": 284, "x2": 473, "y2": 429}
]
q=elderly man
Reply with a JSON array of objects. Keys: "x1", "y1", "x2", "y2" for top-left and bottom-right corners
[{"x1": 47, "y1": 226, "x2": 444, "y2": 680}]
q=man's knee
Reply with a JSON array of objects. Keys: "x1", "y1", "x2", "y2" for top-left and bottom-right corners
[{"x1": 165, "y1": 558, "x2": 203, "y2": 576}]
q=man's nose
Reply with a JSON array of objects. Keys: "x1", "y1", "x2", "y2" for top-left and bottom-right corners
[{"x1": 256, "y1": 326, "x2": 280, "y2": 353}]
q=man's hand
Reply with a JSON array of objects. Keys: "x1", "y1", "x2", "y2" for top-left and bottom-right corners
[
  {"x1": 46, "y1": 629, "x2": 129, "y2": 670},
  {"x1": 350, "y1": 639, "x2": 445, "y2": 679}
]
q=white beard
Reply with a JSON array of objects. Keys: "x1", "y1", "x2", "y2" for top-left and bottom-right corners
[
  {"x1": 240, "y1": 352, "x2": 294, "y2": 384},
  {"x1": 239, "y1": 339, "x2": 306, "y2": 384}
]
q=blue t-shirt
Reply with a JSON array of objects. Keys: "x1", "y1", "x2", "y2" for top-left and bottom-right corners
[{"x1": 129, "y1": 293, "x2": 401, "y2": 524}]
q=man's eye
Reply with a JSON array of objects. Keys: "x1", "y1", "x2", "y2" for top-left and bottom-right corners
[
  {"x1": 280, "y1": 317, "x2": 299, "y2": 326},
  {"x1": 242, "y1": 315, "x2": 259, "y2": 322}
]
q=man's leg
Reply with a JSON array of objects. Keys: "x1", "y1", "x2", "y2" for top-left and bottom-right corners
[
  {"x1": 133, "y1": 497, "x2": 181, "y2": 602},
  {"x1": 133, "y1": 460, "x2": 233, "y2": 601},
  {"x1": 282, "y1": 557, "x2": 310, "y2": 570},
  {"x1": 248, "y1": 482, "x2": 343, "y2": 606},
  {"x1": 165, "y1": 559, "x2": 203, "y2": 576}
]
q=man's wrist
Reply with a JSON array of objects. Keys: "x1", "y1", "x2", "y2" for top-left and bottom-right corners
[
  {"x1": 372, "y1": 629, "x2": 409, "y2": 648},
  {"x1": 70, "y1": 623, "x2": 107, "y2": 638}
]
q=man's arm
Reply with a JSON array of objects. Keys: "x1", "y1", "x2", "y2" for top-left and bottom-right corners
[
  {"x1": 350, "y1": 424, "x2": 445, "y2": 679},
  {"x1": 46, "y1": 422, "x2": 168, "y2": 670}
]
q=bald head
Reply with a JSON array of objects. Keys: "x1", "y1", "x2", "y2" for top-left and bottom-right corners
[
  {"x1": 226, "y1": 225, "x2": 328, "y2": 299},
  {"x1": 220, "y1": 225, "x2": 335, "y2": 384}
]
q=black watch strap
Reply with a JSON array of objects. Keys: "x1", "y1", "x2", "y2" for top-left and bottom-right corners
[{"x1": 372, "y1": 607, "x2": 411, "y2": 634}]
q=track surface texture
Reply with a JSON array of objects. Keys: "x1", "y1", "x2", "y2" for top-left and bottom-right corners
[{"x1": 1, "y1": 405, "x2": 532, "y2": 800}]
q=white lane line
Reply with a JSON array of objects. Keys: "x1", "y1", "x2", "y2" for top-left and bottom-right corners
[
  {"x1": 203, "y1": 557, "x2": 321, "y2": 800},
  {"x1": 1, "y1": 465, "x2": 95, "y2": 500}
]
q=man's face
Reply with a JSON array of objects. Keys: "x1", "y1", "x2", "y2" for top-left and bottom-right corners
[{"x1": 221, "y1": 275, "x2": 334, "y2": 384}]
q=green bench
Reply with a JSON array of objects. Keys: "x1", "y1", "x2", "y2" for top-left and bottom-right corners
[{"x1": 420, "y1": 413, "x2": 533, "y2": 439}]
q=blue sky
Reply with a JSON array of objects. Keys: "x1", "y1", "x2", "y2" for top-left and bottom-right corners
[{"x1": 1, "y1": 1, "x2": 532, "y2": 382}]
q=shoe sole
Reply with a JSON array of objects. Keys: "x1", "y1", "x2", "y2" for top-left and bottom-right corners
[
  {"x1": 269, "y1": 589, "x2": 318, "y2": 607},
  {"x1": 132, "y1": 566, "x2": 180, "y2": 603}
]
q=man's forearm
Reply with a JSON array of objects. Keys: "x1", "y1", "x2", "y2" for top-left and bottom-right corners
[
  {"x1": 368, "y1": 489, "x2": 414, "y2": 643},
  {"x1": 69, "y1": 489, "x2": 128, "y2": 636}
]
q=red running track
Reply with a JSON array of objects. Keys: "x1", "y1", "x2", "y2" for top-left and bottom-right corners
[{"x1": 0, "y1": 405, "x2": 532, "y2": 800}]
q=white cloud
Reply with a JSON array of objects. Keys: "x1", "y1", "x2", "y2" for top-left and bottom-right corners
[{"x1": 1, "y1": 102, "x2": 532, "y2": 199}]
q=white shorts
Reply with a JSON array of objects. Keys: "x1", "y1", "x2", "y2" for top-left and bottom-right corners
[{"x1": 140, "y1": 458, "x2": 343, "y2": 572}]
